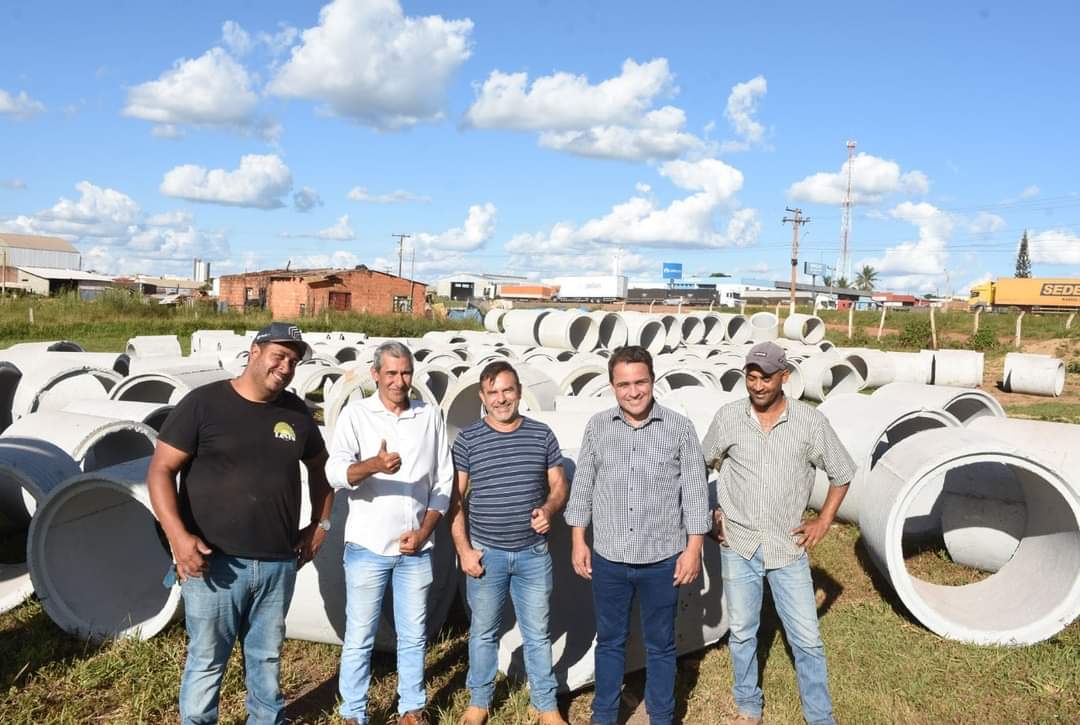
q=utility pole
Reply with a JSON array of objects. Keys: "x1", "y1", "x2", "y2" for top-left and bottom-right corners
[
  {"x1": 392, "y1": 233, "x2": 411, "y2": 277},
  {"x1": 783, "y1": 207, "x2": 809, "y2": 313}
]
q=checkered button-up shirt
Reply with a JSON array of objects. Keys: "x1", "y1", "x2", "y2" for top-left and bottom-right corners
[
  {"x1": 702, "y1": 396, "x2": 856, "y2": 569},
  {"x1": 564, "y1": 402, "x2": 712, "y2": 564}
]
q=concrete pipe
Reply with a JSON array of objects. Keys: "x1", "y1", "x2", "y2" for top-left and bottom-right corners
[
  {"x1": 782, "y1": 313, "x2": 826, "y2": 344},
  {"x1": 553, "y1": 395, "x2": 616, "y2": 416},
  {"x1": 5, "y1": 340, "x2": 85, "y2": 353},
  {"x1": 716, "y1": 313, "x2": 751, "y2": 345},
  {"x1": 422, "y1": 330, "x2": 470, "y2": 346},
  {"x1": 289, "y1": 363, "x2": 345, "y2": 409},
  {"x1": 708, "y1": 364, "x2": 746, "y2": 393},
  {"x1": 843, "y1": 349, "x2": 896, "y2": 390},
  {"x1": 110, "y1": 367, "x2": 232, "y2": 405},
  {"x1": 749, "y1": 312, "x2": 780, "y2": 342},
  {"x1": 190, "y1": 329, "x2": 244, "y2": 354},
  {"x1": 323, "y1": 368, "x2": 375, "y2": 433},
  {"x1": 932, "y1": 349, "x2": 985, "y2": 388},
  {"x1": 1, "y1": 563, "x2": 35, "y2": 615},
  {"x1": 27, "y1": 457, "x2": 183, "y2": 640},
  {"x1": 8, "y1": 356, "x2": 122, "y2": 424},
  {"x1": 62, "y1": 400, "x2": 175, "y2": 432},
  {"x1": 0, "y1": 437, "x2": 81, "y2": 533},
  {"x1": 678, "y1": 314, "x2": 707, "y2": 345},
  {"x1": 588, "y1": 311, "x2": 628, "y2": 350},
  {"x1": 818, "y1": 340, "x2": 835, "y2": 352},
  {"x1": 658, "y1": 315, "x2": 682, "y2": 351},
  {"x1": 782, "y1": 360, "x2": 805, "y2": 400},
  {"x1": 654, "y1": 367, "x2": 720, "y2": 393},
  {"x1": 858, "y1": 428, "x2": 1080, "y2": 645},
  {"x1": 3, "y1": 411, "x2": 157, "y2": 472},
  {"x1": 1003, "y1": 353, "x2": 1066, "y2": 397},
  {"x1": 619, "y1": 313, "x2": 666, "y2": 356},
  {"x1": 699, "y1": 312, "x2": 724, "y2": 345},
  {"x1": 572, "y1": 375, "x2": 616, "y2": 400},
  {"x1": 484, "y1": 308, "x2": 509, "y2": 333},
  {"x1": 797, "y1": 354, "x2": 864, "y2": 403},
  {"x1": 659, "y1": 388, "x2": 748, "y2": 443},
  {"x1": 502, "y1": 309, "x2": 553, "y2": 346},
  {"x1": 808, "y1": 394, "x2": 961, "y2": 523},
  {"x1": 126, "y1": 355, "x2": 221, "y2": 376},
  {"x1": 413, "y1": 363, "x2": 458, "y2": 405},
  {"x1": 441, "y1": 362, "x2": 558, "y2": 441},
  {"x1": 521, "y1": 347, "x2": 577, "y2": 364},
  {"x1": 888, "y1": 351, "x2": 934, "y2": 385},
  {"x1": 872, "y1": 382, "x2": 1005, "y2": 425},
  {"x1": 542, "y1": 361, "x2": 608, "y2": 397},
  {"x1": 125, "y1": 335, "x2": 182, "y2": 358},
  {"x1": 526, "y1": 410, "x2": 594, "y2": 451}
]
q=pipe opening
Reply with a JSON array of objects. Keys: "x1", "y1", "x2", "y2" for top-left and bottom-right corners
[
  {"x1": 821, "y1": 363, "x2": 861, "y2": 398},
  {"x1": 114, "y1": 379, "x2": 177, "y2": 404},
  {"x1": 870, "y1": 416, "x2": 951, "y2": 469},
  {"x1": 0, "y1": 364, "x2": 21, "y2": 432},
  {"x1": 81, "y1": 430, "x2": 157, "y2": 472},
  {"x1": 420, "y1": 371, "x2": 452, "y2": 403}
]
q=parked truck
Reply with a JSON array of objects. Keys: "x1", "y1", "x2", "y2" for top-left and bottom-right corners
[
  {"x1": 547, "y1": 274, "x2": 628, "y2": 302},
  {"x1": 969, "y1": 277, "x2": 1080, "y2": 311}
]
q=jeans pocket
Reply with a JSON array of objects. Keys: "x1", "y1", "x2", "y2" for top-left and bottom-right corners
[{"x1": 531, "y1": 540, "x2": 549, "y2": 555}]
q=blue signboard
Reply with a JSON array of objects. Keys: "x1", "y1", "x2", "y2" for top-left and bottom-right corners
[{"x1": 662, "y1": 262, "x2": 683, "y2": 280}]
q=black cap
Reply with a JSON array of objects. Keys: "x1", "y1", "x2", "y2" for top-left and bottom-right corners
[{"x1": 253, "y1": 322, "x2": 311, "y2": 358}]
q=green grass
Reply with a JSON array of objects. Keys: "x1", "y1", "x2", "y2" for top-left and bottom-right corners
[{"x1": 1003, "y1": 402, "x2": 1080, "y2": 423}]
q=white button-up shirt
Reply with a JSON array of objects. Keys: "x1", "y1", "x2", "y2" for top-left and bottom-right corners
[{"x1": 325, "y1": 394, "x2": 454, "y2": 555}]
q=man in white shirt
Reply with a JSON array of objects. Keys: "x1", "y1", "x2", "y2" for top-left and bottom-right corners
[{"x1": 325, "y1": 341, "x2": 454, "y2": 725}]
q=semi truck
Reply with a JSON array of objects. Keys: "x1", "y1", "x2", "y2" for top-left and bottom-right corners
[
  {"x1": 969, "y1": 277, "x2": 1080, "y2": 311},
  {"x1": 547, "y1": 275, "x2": 628, "y2": 302}
]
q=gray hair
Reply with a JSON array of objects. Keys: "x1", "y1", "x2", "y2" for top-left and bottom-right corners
[{"x1": 373, "y1": 341, "x2": 414, "y2": 372}]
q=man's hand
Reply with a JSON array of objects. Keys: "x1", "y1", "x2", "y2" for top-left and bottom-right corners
[
  {"x1": 673, "y1": 544, "x2": 702, "y2": 586},
  {"x1": 173, "y1": 532, "x2": 212, "y2": 581},
  {"x1": 571, "y1": 539, "x2": 592, "y2": 580},
  {"x1": 372, "y1": 440, "x2": 402, "y2": 475},
  {"x1": 707, "y1": 508, "x2": 726, "y2": 545},
  {"x1": 459, "y1": 547, "x2": 484, "y2": 577},
  {"x1": 399, "y1": 529, "x2": 427, "y2": 555},
  {"x1": 530, "y1": 506, "x2": 552, "y2": 534},
  {"x1": 792, "y1": 514, "x2": 833, "y2": 550},
  {"x1": 295, "y1": 522, "x2": 327, "y2": 569}
]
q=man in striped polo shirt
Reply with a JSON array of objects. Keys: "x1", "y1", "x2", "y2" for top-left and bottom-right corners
[
  {"x1": 449, "y1": 360, "x2": 569, "y2": 725},
  {"x1": 565, "y1": 345, "x2": 711, "y2": 725},
  {"x1": 703, "y1": 340, "x2": 856, "y2": 725}
]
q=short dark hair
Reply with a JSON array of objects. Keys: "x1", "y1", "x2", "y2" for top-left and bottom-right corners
[
  {"x1": 479, "y1": 360, "x2": 520, "y2": 390},
  {"x1": 607, "y1": 345, "x2": 654, "y2": 382}
]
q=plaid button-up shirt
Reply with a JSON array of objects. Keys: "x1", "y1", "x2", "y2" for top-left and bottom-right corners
[{"x1": 564, "y1": 402, "x2": 712, "y2": 564}]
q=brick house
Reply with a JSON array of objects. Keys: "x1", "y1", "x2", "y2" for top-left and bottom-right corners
[{"x1": 218, "y1": 266, "x2": 426, "y2": 317}]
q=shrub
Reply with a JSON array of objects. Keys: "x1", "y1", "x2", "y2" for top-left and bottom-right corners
[
  {"x1": 1068, "y1": 360, "x2": 1080, "y2": 375},
  {"x1": 897, "y1": 315, "x2": 933, "y2": 349},
  {"x1": 968, "y1": 327, "x2": 999, "y2": 351}
]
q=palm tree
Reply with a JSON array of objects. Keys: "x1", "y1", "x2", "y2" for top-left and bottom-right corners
[{"x1": 854, "y1": 264, "x2": 878, "y2": 291}]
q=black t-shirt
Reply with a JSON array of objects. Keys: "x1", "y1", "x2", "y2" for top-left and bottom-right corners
[{"x1": 158, "y1": 380, "x2": 325, "y2": 559}]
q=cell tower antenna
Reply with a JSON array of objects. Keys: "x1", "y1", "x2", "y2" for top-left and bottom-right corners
[{"x1": 838, "y1": 139, "x2": 857, "y2": 281}]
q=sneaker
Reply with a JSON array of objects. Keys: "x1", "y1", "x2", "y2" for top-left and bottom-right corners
[
  {"x1": 527, "y1": 705, "x2": 569, "y2": 725},
  {"x1": 459, "y1": 706, "x2": 489, "y2": 725}
]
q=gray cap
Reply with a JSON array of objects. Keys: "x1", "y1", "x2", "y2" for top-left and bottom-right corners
[
  {"x1": 744, "y1": 341, "x2": 787, "y2": 374},
  {"x1": 253, "y1": 322, "x2": 311, "y2": 358}
]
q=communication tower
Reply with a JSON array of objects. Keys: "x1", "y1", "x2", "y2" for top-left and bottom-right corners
[{"x1": 837, "y1": 139, "x2": 857, "y2": 282}]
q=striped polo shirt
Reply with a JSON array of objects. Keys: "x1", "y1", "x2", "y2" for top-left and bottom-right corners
[
  {"x1": 702, "y1": 396, "x2": 856, "y2": 569},
  {"x1": 452, "y1": 416, "x2": 563, "y2": 551}
]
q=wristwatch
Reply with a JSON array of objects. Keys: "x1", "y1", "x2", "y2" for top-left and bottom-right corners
[{"x1": 315, "y1": 518, "x2": 332, "y2": 532}]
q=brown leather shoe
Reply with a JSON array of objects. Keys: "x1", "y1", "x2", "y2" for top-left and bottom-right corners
[
  {"x1": 458, "y1": 705, "x2": 489, "y2": 725},
  {"x1": 399, "y1": 710, "x2": 430, "y2": 725},
  {"x1": 527, "y1": 705, "x2": 569, "y2": 725}
]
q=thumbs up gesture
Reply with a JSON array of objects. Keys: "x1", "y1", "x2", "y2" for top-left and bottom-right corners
[{"x1": 373, "y1": 439, "x2": 402, "y2": 474}]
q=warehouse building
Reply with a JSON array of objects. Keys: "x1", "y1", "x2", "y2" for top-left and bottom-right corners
[
  {"x1": 14, "y1": 267, "x2": 114, "y2": 299},
  {"x1": 218, "y1": 266, "x2": 426, "y2": 317},
  {"x1": 0, "y1": 232, "x2": 82, "y2": 270},
  {"x1": 434, "y1": 272, "x2": 526, "y2": 300}
]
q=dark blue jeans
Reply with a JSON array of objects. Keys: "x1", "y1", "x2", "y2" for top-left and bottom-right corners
[{"x1": 591, "y1": 552, "x2": 679, "y2": 725}]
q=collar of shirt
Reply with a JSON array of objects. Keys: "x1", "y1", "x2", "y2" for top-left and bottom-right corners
[
  {"x1": 610, "y1": 400, "x2": 667, "y2": 428},
  {"x1": 743, "y1": 395, "x2": 790, "y2": 431},
  {"x1": 361, "y1": 392, "x2": 422, "y2": 419}
]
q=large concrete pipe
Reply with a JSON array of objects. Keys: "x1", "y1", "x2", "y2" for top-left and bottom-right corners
[
  {"x1": 931, "y1": 349, "x2": 984, "y2": 388},
  {"x1": 782, "y1": 360, "x2": 805, "y2": 400},
  {"x1": 749, "y1": 311, "x2": 780, "y2": 342},
  {"x1": 677, "y1": 314, "x2": 707, "y2": 345},
  {"x1": 554, "y1": 395, "x2": 614, "y2": 415},
  {"x1": 699, "y1": 312, "x2": 724, "y2": 345},
  {"x1": 125, "y1": 335, "x2": 182, "y2": 358},
  {"x1": 126, "y1": 355, "x2": 221, "y2": 376},
  {"x1": 797, "y1": 353, "x2": 864, "y2": 402},
  {"x1": 538, "y1": 310, "x2": 600, "y2": 352},
  {"x1": 441, "y1": 362, "x2": 558, "y2": 440},
  {"x1": 0, "y1": 437, "x2": 80, "y2": 533},
  {"x1": 5, "y1": 340, "x2": 85, "y2": 353},
  {"x1": 288, "y1": 362, "x2": 345, "y2": 405},
  {"x1": 658, "y1": 315, "x2": 682, "y2": 351},
  {"x1": 0, "y1": 563, "x2": 35, "y2": 615},
  {"x1": 842, "y1": 348, "x2": 895, "y2": 390},
  {"x1": 888, "y1": 350, "x2": 934, "y2": 385},
  {"x1": 109, "y1": 367, "x2": 232, "y2": 405},
  {"x1": 1003, "y1": 352, "x2": 1066, "y2": 397},
  {"x1": 3, "y1": 412, "x2": 157, "y2": 472},
  {"x1": 541, "y1": 360, "x2": 609, "y2": 396},
  {"x1": 521, "y1": 347, "x2": 578, "y2": 365},
  {"x1": 708, "y1": 364, "x2": 746, "y2": 393},
  {"x1": 782, "y1": 313, "x2": 826, "y2": 344},
  {"x1": 858, "y1": 428, "x2": 1080, "y2": 645},
  {"x1": 27, "y1": 457, "x2": 183, "y2": 640},
  {"x1": 716, "y1": 313, "x2": 751, "y2": 345},
  {"x1": 588, "y1": 311, "x2": 628, "y2": 350},
  {"x1": 808, "y1": 394, "x2": 961, "y2": 523},
  {"x1": 619, "y1": 313, "x2": 666, "y2": 356},
  {"x1": 190, "y1": 329, "x2": 244, "y2": 354},
  {"x1": 503, "y1": 309, "x2": 553, "y2": 346},
  {"x1": 872, "y1": 382, "x2": 1005, "y2": 425},
  {"x1": 654, "y1": 367, "x2": 720, "y2": 394},
  {"x1": 484, "y1": 308, "x2": 509, "y2": 333},
  {"x1": 8, "y1": 356, "x2": 122, "y2": 424},
  {"x1": 62, "y1": 400, "x2": 175, "y2": 432},
  {"x1": 659, "y1": 388, "x2": 748, "y2": 443},
  {"x1": 413, "y1": 363, "x2": 458, "y2": 405}
]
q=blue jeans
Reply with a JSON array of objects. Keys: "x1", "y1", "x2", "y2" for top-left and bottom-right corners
[
  {"x1": 465, "y1": 541, "x2": 558, "y2": 713},
  {"x1": 179, "y1": 554, "x2": 297, "y2": 725},
  {"x1": 590, "y1": 552, "x2": 679, "y2": 725},
  {"x1": 339, "y1": 543, "x2": 433, "y2": 723},
  {"x1": 721, "y1": 547, "x2": 835, "y2": 725}
]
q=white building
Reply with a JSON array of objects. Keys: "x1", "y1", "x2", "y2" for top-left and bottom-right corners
[
  {"x1": 0, "y1": 233, "x2": 81, "y2": 270},
  {"x1": 434, "y1": 272, "x2": 527, "y2": 300}
]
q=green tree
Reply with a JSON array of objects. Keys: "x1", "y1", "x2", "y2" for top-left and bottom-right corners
[
  {"x1": 1015, "y1": 230, "x2": 1032, "y2": 278},
  {"x1": 854, "y1": 264, "x2": 879, "y2": 291},
  {"x1": 708, "y1": 272, "x2": 731, "y2": 278},
  {"x1": 835, "y1": 276, "x2": 850, "y2": 289}
]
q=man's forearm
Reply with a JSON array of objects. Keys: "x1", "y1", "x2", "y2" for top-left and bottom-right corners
[
  {"x1": 818, "y1": 483, "x2": 849, "y2": 522},
  {"x1": 345, "y1": 457, "x2": 384, "y2": 486},
  {"x1": 685, "y1": 533, "x2": 704, "y2": 552},
  {"x1": 418, "y1": 509, "x2": 443, "y2": 540},
  {"x1": 147, "y1": 467, "x2": 189, "y2": 543}
]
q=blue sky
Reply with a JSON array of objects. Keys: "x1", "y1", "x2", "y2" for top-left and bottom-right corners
[{"x1": 2, "y1": 0, "x2": 1079, "y2": 294}]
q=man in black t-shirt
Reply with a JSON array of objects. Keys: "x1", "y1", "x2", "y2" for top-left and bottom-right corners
[{"x1": 148, "y1": 322, "x2": 332, "y2": 725}]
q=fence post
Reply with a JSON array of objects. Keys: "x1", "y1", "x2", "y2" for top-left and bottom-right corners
[
  {"x1": 740, "y1": 301, "x2": 746, "y2": 315},
  {"x1": 678, "y1": 301, "x2": 683, "y2": 313},
  {"x1": 649, "y1": 300, "x2": 655, "y2": 313},
  {"x1": 1015, "y1": 310, "x2": 1025, "y2": 349},
  {"x1": 1067, "y1": 312, "x2": 1075, "y2": 330},
  {"x1": 848, "y1": 305, "x2": 854, "y2": 340},
  {"x1": 774, "y1": 302, "x2": 782, "y2": 319},
  {"x1": 973, "y1": 307, "x2": 981, "y2": 334},
  {"x1": 28, "y1": 307, "x2": 34, "y2": 325},
  {"x1": 876, "y1": 306, "x2": 887, "y2": 341},
  {"x1": 930, "y1": 305, "x2": 938, "y2": 350}
]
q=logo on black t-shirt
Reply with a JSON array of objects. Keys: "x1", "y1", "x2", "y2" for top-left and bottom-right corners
[{"x1": 273, "y1": 421, "x2": 297, "y2": 442}]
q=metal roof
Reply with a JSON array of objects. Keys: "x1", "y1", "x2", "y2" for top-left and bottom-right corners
[
  {"x1": 0, "y1": 233, "x2": 79, "y2": 253},
  {"x1": 18, "y1": 266, "x2": 114, "y2": 282}
]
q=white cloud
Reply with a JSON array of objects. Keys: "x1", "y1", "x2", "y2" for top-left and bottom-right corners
[
  {"x1": 293, "y1": 186, "x2": 323, "y2": 212},
  {"x1": 291, "y1": 250, "x2": 362, "y2": 269},
  {"x1": 145, "y1": 210, "x2": 193, "y2": 228},
  {"x1": 787, "y1": 152, "x2": 929, "y2": 205},
  {"x1": 0, "y1": 89, "x2": 46, "y2": 119},
  {"x1": 969, "y1": 212, "x2": 1006, "y2": 234},
  {"x1": 635, "y1": 182, "x2": 652, "y2": 194},
  {"x1": 160, "y1": 154, "x2": 292, "y2": 209},
  {"x1": 505, "y1": 249, "x2": 656, "y2": 280},
  {"x1": 1027, "y1": 229, "x2": 1080, "y2": 265},
  {"x1": 151, "y1": 124, "x2": 184, "y2": 139},
  {"x1": 0, "y1": 180, "x2": 140, "y2": 239},
  {"x1": 258, "y1": 24, "x2": 300, "y2": 57},
  {"x1": 268, "y1": 0, "x2": 473, "y2": 129},
  {"x1": 1020, "y1": 185, "x2": 1040, "y2": 199},
  {"x1": 465, "y1": 58, "x2": 703, "y2": 162},
  {"x1": 0, "y1": 179, "x2": 27, "y2": 190},
  {"x1": 347, "y1": 186, "x2": 431, "y2": 204},
  {"x1": 221, "y1": 20, "x2": 253, "y2": 55},
  {"x1": 721, "y1": 75, "x2": 767, "y2": 151},
  {"x1": 415, "y1": 203, "x2": 496, "y2": 252},
  {"x1": 123, "y1": 47, "x2": 276, "y2": 138},
  {"x1": 737, "y1": 261, "x2": 771, "y2": 275},
  {"x1": 279, "y1": 214, "x2": 356, "y2": 241},
  {"x1": 858, "y1": 201, "x2": 952, "y2": 293}
]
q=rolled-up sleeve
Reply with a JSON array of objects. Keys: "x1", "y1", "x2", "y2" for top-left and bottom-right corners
[
  {"x1": 679, "y1": 422, "x2": 712, "y2": 535},
  {"x1": 563, "y1": 416, "x2": 599, "y2": 528},
  {"x1": 427, "y1": 413, "x2": 454, "y2": 515},
  {"x1": 813, "y1": 416, "x2": 857, "y2": 486},
  {"x1": 325, "y1": 406, "x2": 361, "y2": 490}
]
